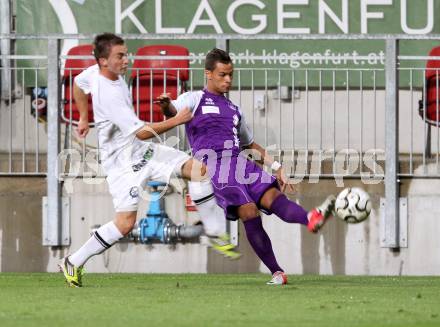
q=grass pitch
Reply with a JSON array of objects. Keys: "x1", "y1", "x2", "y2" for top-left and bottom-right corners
[{"x1": 0, "y1": 273, "x2": 439, "y2": 327}]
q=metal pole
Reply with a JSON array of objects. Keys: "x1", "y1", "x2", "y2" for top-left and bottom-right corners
[
  {"x1": 215, "y1": 39, "x2": 229, "y2": 52},
  {"x1": 45, "y1": 38, "x2": 62, "y2": 246},
  {"x1": 384, "y1": 38, "x2": 400, "y2": 248},
  {"x1": 0, "y1": 0, "x2": 11, "y2": 100}
]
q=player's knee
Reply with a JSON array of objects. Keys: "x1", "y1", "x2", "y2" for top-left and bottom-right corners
[
  {"x1": 199, "y1": 164, "x2": 208, "y2": 177},
  {"x1": 238, "y1": 203, "x2": 260, "y2": 220},
  {"x1": 115, "y1": 212, "x2": 137, "y2": 235},
  {"x1": 120, "y1": 221, "x2": 135, "y2": 236},
  {"x1": 188, "y1": 179, "x2": 213, "y2": 202},
  {"x1": 260, "y1": 188, "x2": 282, "y2": 209},
  {"x1": 181, "y1": 158, "x2": 207, "y2": 181},
  {"x1": 191, "y1": 161, "x2": 207, "y2": 181}
]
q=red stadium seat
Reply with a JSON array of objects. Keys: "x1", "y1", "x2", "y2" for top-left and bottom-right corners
[
  {"x1": 61, "y1": 44, "x2": 95, "y2": 124},
  {"x1": 419, "y1": 46, "x2": 440, "y2": 125},
  {"x1": 130, "y1": 45, "x2": 189, "y2": 122},
  {"x1": 418, "y1": 46, "x2": 440, "y2": 157}
]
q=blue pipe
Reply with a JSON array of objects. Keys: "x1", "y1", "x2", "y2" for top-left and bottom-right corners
[
  {"x1": 132, "y1": 181, "x2": 203, "y2": 244},
  {"x1": 137, "y1": 181, "x2": 171, "y2": 243}
]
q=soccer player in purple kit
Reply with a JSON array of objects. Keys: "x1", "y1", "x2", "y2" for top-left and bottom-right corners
[{"x1": 158, "y1": 48, "x2": 336, "y2": 285}]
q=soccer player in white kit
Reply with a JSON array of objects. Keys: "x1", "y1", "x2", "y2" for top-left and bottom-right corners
[{"x1": 59, "y1": 33, "x2": 239, "y2": 288}]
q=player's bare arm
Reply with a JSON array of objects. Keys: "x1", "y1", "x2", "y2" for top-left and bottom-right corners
[
  {"x1": 136, "y1": 106, "x2": 191, "y2": 140},
  {"x1": 156, "y1": 92, "x2": 177, "y2": 117},
  {"x1": 73, "y1": 83, "x2": 90, "y2": 138},
  {"x1": 244, "y1": 142, "x2": 294, "y2": 193}
]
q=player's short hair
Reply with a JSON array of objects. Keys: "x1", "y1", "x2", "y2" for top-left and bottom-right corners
[
  {"x1": 205, "y1": 48, "x2": 232, "y2": 71},
  {"x1": 93, "y1": 33, "x2": 124, "y2": 62}
]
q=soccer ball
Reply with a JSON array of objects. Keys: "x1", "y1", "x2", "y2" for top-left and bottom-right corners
[{"x1": 335, "y1": 187, "x2": 372, "y2": 223}]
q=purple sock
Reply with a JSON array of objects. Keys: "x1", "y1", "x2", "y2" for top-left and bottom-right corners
[
  {"x1": 270, "y1": 194, "x2": 309, "y2": 225},
  {"x1": 243, "y1": 216, "x2": 283, "y2": 274}
]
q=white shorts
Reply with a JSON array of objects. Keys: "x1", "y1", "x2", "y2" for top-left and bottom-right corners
[{"x1": 106, "y1": 143, "x2": 190, "y2": 212}]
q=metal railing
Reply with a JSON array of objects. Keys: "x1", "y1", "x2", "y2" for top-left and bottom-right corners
[
  {"x1": 1, "y1": 34, "x2": 439, "y2": 248},
  {"x1": 0, "y1": 60, "x2": 47, "y2": 176},
  {"x1": 398, "y1": 64, "x2": 440, "y2": 178}
]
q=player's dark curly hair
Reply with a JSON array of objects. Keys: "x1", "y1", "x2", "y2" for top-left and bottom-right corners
[
  {"x1": 93, "y1": 33, "x2": 124, "y2": 62},
  {"x1": 205, "y1": 48, "x2": 232, "y2": 71}
]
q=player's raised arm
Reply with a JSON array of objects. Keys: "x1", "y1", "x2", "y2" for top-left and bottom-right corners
[
  {"x1": 135, "y1": 107, "x2": 192, "y2": 140},
  {"x1": 73, "y1": 82, "x2": 90, "y2": 138}
]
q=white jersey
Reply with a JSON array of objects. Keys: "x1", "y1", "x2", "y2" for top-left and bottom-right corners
[
  {"x1": 75, "y1": 65, "x2": 190, "y2": 212},
  {"x1": 75, "y1": 65, "x2": 147, "y2": 175}
]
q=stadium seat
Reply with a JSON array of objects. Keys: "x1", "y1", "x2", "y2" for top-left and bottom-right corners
[
  {"x1": 418, "y1": 46, "x2": 440, "y2": 156},
  {"x1": 61, "y1": 44, "x2": 95, "y2": 124},
  {"x1": 130, "y1": 45, "x2": 189, "y2": 122},
  {"x1": 419, "y1": 46, "x2": 440, "y2": 125}
]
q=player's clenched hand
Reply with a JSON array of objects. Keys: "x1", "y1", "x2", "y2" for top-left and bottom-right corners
[
  {"x1": 276, "y1": 167, "x2": 295, "y2": 193},
  {"x1": 155, "y1": 93, "x2": 171, "y2": 108},
  {"x1": 76, "y1": 119, "x2": 89, "y2": 138},
  {"x1": 175, "y1": 107, "x2": 192, "y2": 124}
]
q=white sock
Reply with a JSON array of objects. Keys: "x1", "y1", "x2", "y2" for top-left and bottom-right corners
[
  {"x1": 198, "y1": 200, "x2": 227, "y2": 236},
  {"x1": 69, "y1": 221, "x2": 123, "y2": 267},
  {"x1": 188, "y1": 180, "x2": 226, "y2": 237}
]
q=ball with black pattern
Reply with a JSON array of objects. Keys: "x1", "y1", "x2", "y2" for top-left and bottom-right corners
[{"x1": 335, "y1": 187, "x2": 372, "y2": 224}]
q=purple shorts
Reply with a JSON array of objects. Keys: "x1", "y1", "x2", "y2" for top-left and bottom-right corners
[{"x1": 205, "y1": 155, "x2": 279, "y2": 220}]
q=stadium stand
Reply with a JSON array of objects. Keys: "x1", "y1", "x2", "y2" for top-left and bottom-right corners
[
  {"x1": 419, "y1": 45, "x2": 440, "y2": 156},
  {"x1": 130, "y1": 44, "x2": 189, "y2": 122},
  {"x1": 61, "y1": 44, "x2": 95, "y2": 124},
  {"x1": 419, "y1": 45, "x2": 440, "y2": 124}
]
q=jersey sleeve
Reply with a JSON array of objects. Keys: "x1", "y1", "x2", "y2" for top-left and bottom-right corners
[
  {"x1": 100, "y1": 92, "x2": 145, "y2": 137},
  {"x1": 239, "y1": 111, "x2": 254, "y2": 146},
  {"x1": 171, "y1": 91, "x2": 202, "y2": 113},
  {"x1": 74, "y1": 64, "x2": 98, "y2": 94}
]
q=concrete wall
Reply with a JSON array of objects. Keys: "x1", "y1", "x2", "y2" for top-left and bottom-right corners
[
  {"x1": 1, "y1": 168, "x2": 440, "y2": 275},
  {"x1": 0, "y1": 176, "x2": 261, "y2": 273},
  {"x1": 0, "y1": 177, "x2": 51, "y2": 272}
]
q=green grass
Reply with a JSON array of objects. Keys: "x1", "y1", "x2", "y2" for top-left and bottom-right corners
[{"x1": 0, "y1": 274, "x2": 439, "y2": 327}]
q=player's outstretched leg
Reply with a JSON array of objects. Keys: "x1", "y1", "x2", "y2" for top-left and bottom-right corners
[
  {"x1": 59, "y1": 257, "x2": 84, "y2": 288},
  {"x1": 268, "y1": 192, "x2": 309, "y2": 225},
  {"x1": 184, "y1": 159, "x2": 241, "y2": 260},
  {"x1": 188, "y1": 180, "x2": 241, "y2": 260},
  {"x1": 59, "y1": 217, "x2": 128, "y2": 287},
  {"x1": 307, "y1": 195, "x2": 336, "y2": 233},
  {"x1": 264, "y1": 189, "x2": 336, "y2": 233}
]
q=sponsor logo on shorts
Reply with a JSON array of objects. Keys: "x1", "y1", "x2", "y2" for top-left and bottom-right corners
[
  {"x1": 129, "y1": 186, "x2": 139, "y2": 198},
  {"x1": 132, "y1": 148, "x2": 154, "y2": 172}
]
